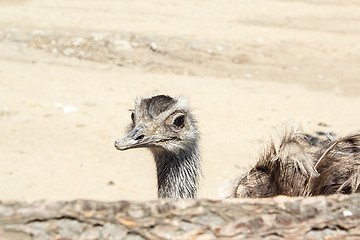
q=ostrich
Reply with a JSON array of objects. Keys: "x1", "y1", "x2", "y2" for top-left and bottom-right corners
[
  {"x1": 114, "y1": 95, "x2": 360, "y2": 199},
  {"x1": 115, "y1": 95, "x2": 201, "y2": 199}
]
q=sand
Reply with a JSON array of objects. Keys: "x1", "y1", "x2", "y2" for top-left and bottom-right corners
[{"x1": 1, "y1": 0, "x2": 360, "y2": 201}]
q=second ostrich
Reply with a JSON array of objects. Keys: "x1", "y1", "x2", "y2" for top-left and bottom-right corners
[{"x1": 115, "y1": 95, "x2": 360, "y2": 199}]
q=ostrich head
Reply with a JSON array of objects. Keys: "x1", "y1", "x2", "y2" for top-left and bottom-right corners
[{"x1": 115, "y1": 95, "x2": 201, "y2": 199}]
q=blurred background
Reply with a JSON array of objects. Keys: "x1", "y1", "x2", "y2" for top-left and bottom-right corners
[{"x1": 1, "y1": 0, "x2": 360, "y2": 201}]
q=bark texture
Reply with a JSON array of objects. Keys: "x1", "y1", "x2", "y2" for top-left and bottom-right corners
[{"x1": 1, "y1": 194, "x2": 360, "y2": 240}]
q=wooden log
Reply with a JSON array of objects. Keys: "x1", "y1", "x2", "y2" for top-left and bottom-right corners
[{"x1": 1, "y1": 194, "x2": 360, "y2": 239}]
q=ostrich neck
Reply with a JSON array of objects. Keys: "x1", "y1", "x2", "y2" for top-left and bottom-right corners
[{"x1": 152, "y1": 143, "x2": 201, "y2": 199}]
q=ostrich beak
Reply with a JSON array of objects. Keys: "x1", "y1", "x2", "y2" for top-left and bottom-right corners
[
  {"x1": 115, "y1": 125, "x2": 152, "y2": 151},
  {"x1": 115, "y1": 125, "x2": 176, "y2": 151}
]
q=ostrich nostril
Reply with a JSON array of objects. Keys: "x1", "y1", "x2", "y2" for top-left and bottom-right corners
[{"x1": 135, "y1": 135, "x2": 144, "y2": 141}]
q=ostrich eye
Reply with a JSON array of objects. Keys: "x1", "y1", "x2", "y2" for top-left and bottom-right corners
[
  {"x1": 173, "y1": 115, "x2": 185, "y2": 128},
  {"x1": 131, "y1": 112, "x2": 135, "y2": 123}
]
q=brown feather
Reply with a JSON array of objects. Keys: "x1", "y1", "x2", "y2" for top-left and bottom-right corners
[{"x1": 233, "y1": 131, "x2": 360, "y2": 198}]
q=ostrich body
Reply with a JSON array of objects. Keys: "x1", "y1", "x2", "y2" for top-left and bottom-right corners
[
  {"x1": 226, "y1": 131, "x2": 360, "y2": 198},
  {"x1": 115, "y1": 95, "x2": 360, "y2": 199}
]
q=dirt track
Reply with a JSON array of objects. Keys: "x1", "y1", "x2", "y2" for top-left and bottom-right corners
[{"x1": 1, "y1": 0, "x2": 360, "y2": 201}]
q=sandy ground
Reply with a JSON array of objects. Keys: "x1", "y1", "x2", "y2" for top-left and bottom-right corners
[{"x1": 1, "y1": 0, "x2": 360, "y2": 201}]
